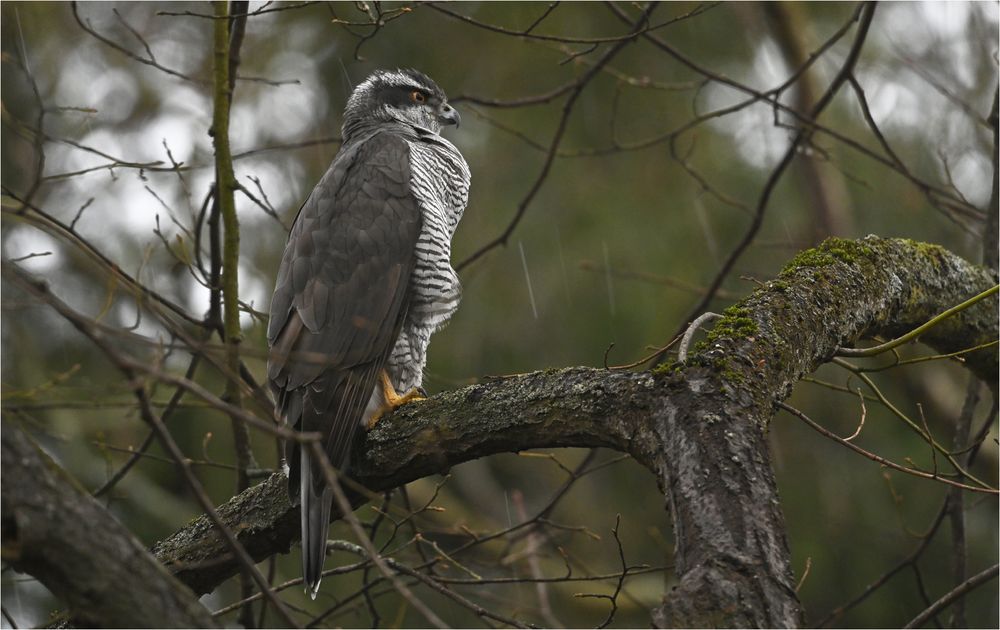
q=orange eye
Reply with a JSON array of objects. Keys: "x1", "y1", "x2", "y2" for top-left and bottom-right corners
[{"x1": 410, "y1": 91, "x2": 426, "y2": 103}]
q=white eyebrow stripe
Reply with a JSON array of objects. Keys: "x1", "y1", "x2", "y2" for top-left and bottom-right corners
[{"x1": 354, "y1": 69, "x2": 440, "y2": 101}]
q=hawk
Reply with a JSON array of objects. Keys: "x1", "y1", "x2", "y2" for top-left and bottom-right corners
[{"x1": 267, "y1": 69, "x2": 470, "y2": 597}]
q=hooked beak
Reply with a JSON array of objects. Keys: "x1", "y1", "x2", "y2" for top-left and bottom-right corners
[{"x1": 438, "y1": 103, "x2": 461, "y2": 128}]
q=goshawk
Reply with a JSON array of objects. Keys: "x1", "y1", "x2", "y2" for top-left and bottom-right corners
[{"x1": 267, "y1": 69, "x2": 470, "y2": 597}]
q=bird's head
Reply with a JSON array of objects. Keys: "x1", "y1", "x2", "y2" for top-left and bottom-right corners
[{"x1": 342, "y1": 69, "x2": 460, "y2": 141}]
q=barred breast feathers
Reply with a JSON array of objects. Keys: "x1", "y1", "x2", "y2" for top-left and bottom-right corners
[
  {"x1": 405, "y1": 134, "x2": 470, "y2": 324},
  {"x1": 376, "y1": 132, "x2": 468, "y2": 396}
]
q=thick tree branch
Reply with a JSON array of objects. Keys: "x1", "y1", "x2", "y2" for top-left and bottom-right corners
[
  {"x1": 146, "y1": 237, "x2": 996, "y2": 625},
  {"x1": 1, "y1": 423, "x2": 220, "y2": 628}
]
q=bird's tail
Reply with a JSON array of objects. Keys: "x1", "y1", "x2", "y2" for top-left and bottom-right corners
[{"x1": 300, "y1": 446, "x2": 334, "y2": 600}]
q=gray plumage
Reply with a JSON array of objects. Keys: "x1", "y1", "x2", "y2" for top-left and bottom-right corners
[{"x1": 267, "y1": 69, "x2": 470, "y2": 598}]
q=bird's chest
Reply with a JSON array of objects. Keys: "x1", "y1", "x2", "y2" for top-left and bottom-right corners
[
  {"x1": 403, "y1": 140, "x2": 470, "y2": 323},
  {"x1": 406, "y1": 140, "x2": 470, "y2": 234}
]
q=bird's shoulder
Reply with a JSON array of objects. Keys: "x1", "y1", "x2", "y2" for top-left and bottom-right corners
[{"x1": 266, "y1": 130, "x2": 423, "y2": 344}]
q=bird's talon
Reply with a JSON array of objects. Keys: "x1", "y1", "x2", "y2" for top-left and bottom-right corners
[
  {"x1": 367, "y1": 371, "x2": 427, "y2": 430},
  {"x1": 365, "y1": 409, "x2": 385, "y2": 431}
]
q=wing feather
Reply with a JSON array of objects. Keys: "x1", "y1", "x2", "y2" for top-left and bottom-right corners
[{"x1": 267, "y1": 131, "x2": 420, "y2": 489}]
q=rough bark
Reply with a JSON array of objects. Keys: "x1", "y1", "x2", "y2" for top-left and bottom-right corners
[
  {"x1": 8, "y1": 237, "x2": 996, "y2": 627},
  {"x1": 147, "y1": 237, "x2": 998, "y2": 627},
  {"x1": 1, "y1": 424, "x2": 220, "y2": 629}
]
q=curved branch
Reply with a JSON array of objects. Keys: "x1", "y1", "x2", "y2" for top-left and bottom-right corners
[
  {"x1": 146, "y1": 237, "x2": 996, "y2": 625},
  {"x1": 903, "y1": 563, "x2": 999, "y2": 629}
]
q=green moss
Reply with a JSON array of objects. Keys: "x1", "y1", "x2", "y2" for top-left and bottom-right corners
[
  {"x1": 902, "y1": 238, "x2": 948, "y2": 270},
  {"x1": 780, "y1": 237, "x2": 874, "y2": 275},
  {"x1": 720, "y1": 365, "x2": 744, "y2": 384},
  {"x1": 705, "y1": 305, "x2": 758, "y2": 343},
  {"x1": 651, "y1": 360, "x2": 681, "y2": 376},
  {"x1": 903, "y1": 238, "x2": 947, "y2": 257}
]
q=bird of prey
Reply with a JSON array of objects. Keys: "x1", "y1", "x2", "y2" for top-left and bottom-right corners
[{"x1": 267, "y1": 69, "x2": 470, "y2": 598}]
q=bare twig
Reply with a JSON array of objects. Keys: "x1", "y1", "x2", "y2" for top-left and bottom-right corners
[
  {"x1": 946, "y1": 378, "x2": 980, "y2": 628},
  {"x1": 11, "y1": 8, "x2": 46, "y2": 214},
  {"x1": 795, "y1": 557, "x2": 812, "y2": 593},
  {"x1": 328, "y1": 540, "x2": 535, "y2": 629},
  {"x1": 428, "y1": 1, "x2": 716, "y2": 45},
  {"x1": 832, "y1": 358, "x2": 993, "y2": 490},
  {"x1": 91, "y1": 352, "x2": 204, "y2": 497},
  {"x1": 902, "y1": 564, "x2": 999, "y2": 629},
  {"x1": 457, "y1": 5, "x2": 656, "y2": 271},
  {"x1": 72, "y1": 2, "x2": 202, "y2": 83},
  {"x1": 157, "y1": 2, "x2": 317, "y2": 19},
  {"x1": 310, "y1": 442, "x2": 450, "y2": 629},
  {"x1": 4, "y1": 264, "x2": 300, "y2": 628},
  {"x1": 7, "y1": 251, "x2": 51, "y2": 263},
  {"x1": 778, "y1": 402, "x2": 995, "y2": 495},
  {"x1": 844, "y1": 388, "x2": 868, "y2": 442},
  {"x1": 649, "y1": 1, "x2": 878, "y2": 367}
]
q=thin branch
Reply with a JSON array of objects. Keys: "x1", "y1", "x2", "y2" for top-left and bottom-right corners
[
  {"x1": 7, "y1": 251, "x2": 51, "y2": 263},
  {"x1": 832, "y1": 358, "x2": 993, "y2": 489},
  {"x1": 311, "y1": 442, "x2": 450, "y2": 629},
  {"x1": 853, "y1": 340, "x2": 999, "y2": 372},
  {"x1": 330, "y1": 541, "x2": 535, "y2": 629},
  {"x1": 778, "y1": 402, "x2": 995, "y2": 495},
  {"x1": 71, "y1": 2, "x2": 203, "y2": 84},
  {"x1": 456, "y1": 5, "x2": 655, "y2": 271},
  {"x1": 525, "y1": 2, "x2": 560, "y2": 34},
  {"x1": 837, "y1": 285, "x2": 999, "y2": 357},
  {"x1": 157, "y1": 2, "x2": 318, "y2": 19},
  {"x1": 844, "y1": 387, "x2": 868, "y2": 442},
  {"x1": 11, "y1": 8, "x2": 46, "y2": 214},
  {"x1": 677, "y1": 312, "x2": 722, "y2": 363},
  {"x1": 649, "y1": 1, "x2": 878, "y2": 366},
  {"x1": 427, "y1": 1, "x2": 716, "y2": 46},
  {"x1": 4, "y1": 264, "x2": 300, "y2": 628},
  {"x1": 91, "y1": 352, "x2": 204, "y2": 497},
  {"x1": 947, "y1": 377, "x2": 980, "y2": 628},
  {"x1": 902, "y1": 564, "x2": 999, "y2": 629}
]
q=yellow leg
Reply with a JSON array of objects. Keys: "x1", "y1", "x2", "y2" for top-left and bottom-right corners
[{"x1": 366, "y1": 370, "x2": 426, "y2": 429}]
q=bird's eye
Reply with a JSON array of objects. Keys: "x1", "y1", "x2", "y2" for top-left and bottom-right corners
[{"x1": 410, "y1": 91, "x2": 426, "y2": 103}]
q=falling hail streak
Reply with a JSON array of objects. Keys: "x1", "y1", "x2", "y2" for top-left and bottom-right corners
[
  {"x1": 694, "y1": 197, "x2": 719, "y2": 263},
  {"x1": 554, "y1": 224, "x2": 572, "y2": 306},
  {"x1": 518, "y1": 240, "x2": 539, "y2": 320},
  {"x1": 602, "y1": 240, "x2": 616, "y2": 318},
  {"x1": 337, "y1": 57, "x2": 354, "y2": 100}
]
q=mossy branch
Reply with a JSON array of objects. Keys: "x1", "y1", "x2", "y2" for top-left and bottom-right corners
[{"x1": 149, "y1": 237, "x2": 997, "y2": 628}]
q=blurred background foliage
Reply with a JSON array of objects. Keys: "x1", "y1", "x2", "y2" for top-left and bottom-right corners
[{"x1": 1, "y1": 1, "x2": 997, "y2": 627}]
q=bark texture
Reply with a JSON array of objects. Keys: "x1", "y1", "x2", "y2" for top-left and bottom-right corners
[
  {"x1": 11, "y1": 237, "x2": 998, "y2": 627},
  {"x1": 152, "y1": 237, "x2": 997, "y2": 626},
  {"x1": 1, "y1": 424, "x2": 220, "y2": 628}
]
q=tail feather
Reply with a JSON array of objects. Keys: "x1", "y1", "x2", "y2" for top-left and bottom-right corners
[{"x1": 300, "y1": 447, "x2": 334, "y2": 600}]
